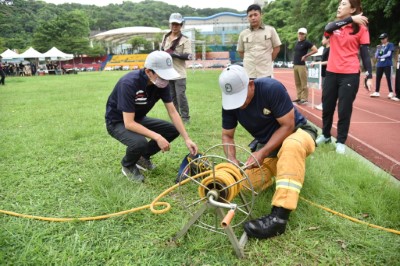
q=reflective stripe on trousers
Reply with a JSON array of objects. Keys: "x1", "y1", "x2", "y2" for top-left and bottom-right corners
[{"x1": 245, "y1": 128, "x2": 315, "y2": 210}]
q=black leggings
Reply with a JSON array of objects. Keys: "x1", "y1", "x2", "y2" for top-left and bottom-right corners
[
  {"x1": 375, "y1": 66, "x2": 393, "y2": 92},
  {"x1": 322, "y1": 71, "x2": 359, "y2": 144}
]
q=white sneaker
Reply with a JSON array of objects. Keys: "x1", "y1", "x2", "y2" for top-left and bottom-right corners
[
  {"x1": 370, "y1": 92, "x2": 380, "y2": 97},
  {"x1": 388, "y1": 92, "x2": 394, "y2": 98},
  {"x1": 316, "y1": 135, "x2": 331, "y2": 145},
  {"x1": 391, "y1": 96, "x2": 400, "y2": 102},
  {"x1": 336, "y1": 143, "x2": 346, "y2": 154},
  {"x1": 315, "y1": 104, "x2": 323, "y2": 110}
]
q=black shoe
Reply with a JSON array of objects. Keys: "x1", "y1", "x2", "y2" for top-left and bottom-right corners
[
  {"x1": 136, "y1": 156, "x2": 156, "y2": 171},
  {"x1": 122, "y1": 165, "x2": 145, "y2": 182},
  {"x1": 244, "y1": 213, "x2": 287, "y2": 239},
  {"x1": 292, "y1": 99, "x2": 301, "y2": 102}
]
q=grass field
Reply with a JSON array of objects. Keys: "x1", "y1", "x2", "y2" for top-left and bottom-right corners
[{"x1": 1, "y1": 70, "x2": 399, "y2": 265}]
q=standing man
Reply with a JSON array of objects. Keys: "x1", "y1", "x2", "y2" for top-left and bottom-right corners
[
  {"x1": 292, "y1": 28, "x2": 318, "y2": 104},
  {"x1": 237, "y1": 4, "x2": 281, "y2": 79},
  {"x1": 370, "y1": 33, "x2": 395, "y2": 99},
  {"x1": 161, "y1": 13, "x2": 193, "y2": 123},
  {"x1": 218, "y1": 65, "x2": 317, "y2": 239},
  {"x1": 0, "y1": 56, "x2": 5, "y2": 86},
  {"x1": 105, "y1": 51, "x2": 198, "y2": 182}
]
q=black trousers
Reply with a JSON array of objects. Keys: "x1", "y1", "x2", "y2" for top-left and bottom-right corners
[
  {"x1": 106, "y1": 117, "x2": 179, "y2": 168},
  {"x1": 395, "y1": 68, "x2": 400, "y2": 97},
  {"x1": 375, "y1": 66, "x2": 393, "y2": 92},
  {"x1": 0, "y1": 69, "x2": 5, "y2": 85},
  {"x1": 322, "y1": 71, "x2": 359, "y2": 144}
]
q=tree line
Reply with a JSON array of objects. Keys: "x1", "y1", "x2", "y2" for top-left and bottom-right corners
[{"x1": 0, "y1": 0, "x2": 398, "y2": 56}]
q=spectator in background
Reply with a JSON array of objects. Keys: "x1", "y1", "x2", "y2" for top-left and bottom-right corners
[
  {"x1": 311, "y1": 35, "x2": 331, "y2": 110},
  {"x1": 316, "y1": 0, "x2": 373, "y2": 154},
  {"x1": 394, "y1": 41, "x2": 400, "y2": 101},
  {"x1": 161, "y1": 13, "x2": 193, "y2": 124},
  {"x1": 237, "y1": 4, "x2": 281, "y2": 79},
  {"x1": 0, "y1": 57, "x2": 5, "y2": 85},
  {"x1": 370, "y1": 33, "x2": 395, "y2": 100},
  {"x1": 292, "y1": 28, "x2": 318, "y2": 105}
]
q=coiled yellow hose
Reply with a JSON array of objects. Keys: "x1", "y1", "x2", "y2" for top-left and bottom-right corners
[{"x1": 1, "y1": 163, "x2": 399, "y2": 236}]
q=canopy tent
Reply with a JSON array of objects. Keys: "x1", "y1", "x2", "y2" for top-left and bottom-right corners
[
  {"x1": 42, "y1": 47, "x2": 73, "y2": 60},
  {"x1": 91, "y1": 26, "x2": 165, "y2": 44},
  {"x1": 1, "y1": 49, "x2": 20, "y2": 60},
  {"x1": 18, "y1": 47, "x2": 44, "y2": 59}
]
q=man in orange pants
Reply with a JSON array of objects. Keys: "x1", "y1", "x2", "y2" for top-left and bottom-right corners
[{"x1": 218, "y1": 65, "x2": 317, "y2": 239}]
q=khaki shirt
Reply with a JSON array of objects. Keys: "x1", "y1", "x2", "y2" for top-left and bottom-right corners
[
  {"x1": 161, "y1": 32, "x2": 191, "y2": 79},
  {"x1": 237, "y1": 24, "x2": 281, "y2": 78}
]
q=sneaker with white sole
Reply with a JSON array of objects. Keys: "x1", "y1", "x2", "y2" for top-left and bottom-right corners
[
  {"x1": 316, "y1": 135, "x2": 331, "y2": 145},
  {"x1": 122, "y1": 165, "x2": 145, "y2": 182},
  {"x1": 370, "y1": 92, "x2": 380, "y2": 97},
  {"x1": 336, "y1": 143, "x2": 346, "y2": 154},
  {"x1": 388, "y1": 92, "x2": 394, "y2": 98},
  {"x1": 391, "y1": 96, "x2": 400, "y2": 102},
  {"x1": 315, "y1": 104, "x2": 323, "y2": 110},
  {"x1": 298, "y1": 99, "x2": 308, "y2": 105},
  {"x1": 136, "y1": 156, "x2": 156, "y2": 171}
]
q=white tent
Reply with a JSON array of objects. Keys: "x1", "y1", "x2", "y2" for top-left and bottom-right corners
[
  {"x1": 0, "y1": 49, "x2": 20, "y2": 60},
  {"x1": 18, "y1": 47, "x2": 44, "y2": 59},
  {"x1": 42, "y1": 47, "x2": 73, "y2": 60}
]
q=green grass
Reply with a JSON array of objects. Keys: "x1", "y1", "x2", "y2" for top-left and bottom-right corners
[{"x1": 1, "y1": 70, "x2": 399, "y2": 265}]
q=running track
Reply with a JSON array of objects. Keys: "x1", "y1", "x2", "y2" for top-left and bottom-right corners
[{"x1": 274, "y1": 69, "x2": 400, "y2": 180}]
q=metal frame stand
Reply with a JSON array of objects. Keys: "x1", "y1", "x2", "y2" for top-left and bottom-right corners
[{"x1": 173, "y1": 202, "x2": 248, "y2": 258}]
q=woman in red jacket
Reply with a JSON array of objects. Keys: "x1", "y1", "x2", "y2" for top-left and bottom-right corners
[{"x1": 316, "y1": 0, "x2": 373, "y2": 154}]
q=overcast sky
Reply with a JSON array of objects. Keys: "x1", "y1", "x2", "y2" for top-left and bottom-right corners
[{"x1": 42, "y1": 0, "x2": 256, "y2": 11}]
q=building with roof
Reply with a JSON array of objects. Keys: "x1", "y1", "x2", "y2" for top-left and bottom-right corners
[{"x1": 184, "y1": 12, "x2": 248, "y2": 45}]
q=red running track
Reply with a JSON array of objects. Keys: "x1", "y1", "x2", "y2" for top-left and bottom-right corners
[{"x1": 274, "y1": 69, "x2": 400, "y2": 181}]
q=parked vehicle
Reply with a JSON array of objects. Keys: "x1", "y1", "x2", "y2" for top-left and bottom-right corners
[
  {"x1": 187, "y1": 63, "x2": 203, "y2": 69},
  {"x1": 208, "y1": 63, "x2": 225, "y2": 68}
]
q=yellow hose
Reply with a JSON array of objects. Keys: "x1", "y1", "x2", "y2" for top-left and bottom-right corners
[{"x1": 0, "y1": 163, "x2": 399, "y2": 236}]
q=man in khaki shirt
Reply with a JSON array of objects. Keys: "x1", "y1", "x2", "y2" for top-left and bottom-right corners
[
  {"x1": 161, "y1": 13, "x2": 193, "y2": 123},
  {"x1": 237, "y1": 4, "x2": 281, "y2": 79}
]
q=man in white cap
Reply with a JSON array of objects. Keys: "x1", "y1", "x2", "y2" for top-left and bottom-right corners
[
  {"x1": 292, "y1": 27, "x2": 318, "y2": 105},
  {"x1": 218, "y1": 65, "x2": 317, "y2": 239},
  {"x1": 161, "y1": 13, "x2": 193, "y2": 123},
  {"x1": 105, "y1": 51, "x2": 198, "y2": 182}
]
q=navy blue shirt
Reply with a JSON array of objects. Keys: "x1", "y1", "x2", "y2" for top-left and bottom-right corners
[
  {"x1": 105, "y1": 69, "x2": 172, "y2": 124},
  {"x1": 222, "y1": 78, "x2": 307, "y2": 144},
  {"x1": 376, "y1": 42, "x2": 394, "y2": 68}
]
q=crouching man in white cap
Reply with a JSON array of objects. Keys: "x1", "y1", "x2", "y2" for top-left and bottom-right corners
[
  {"x1": 105, "y1": 51, "x2": 198, "y2": 182},
  {"x1": 218, "y1": 65, "x2": 317, "y2": 239}
]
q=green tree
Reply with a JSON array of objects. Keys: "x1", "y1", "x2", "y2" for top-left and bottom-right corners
[
  {"x1": 32, "y1": 10, "x2": 90, "y2": 54},
  {"x1": 129, "y1": 36, "x2": 151, "y2": 53}
]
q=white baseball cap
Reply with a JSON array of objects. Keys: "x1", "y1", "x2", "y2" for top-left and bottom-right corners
[
  {"x1": 218, "y1": 65, "x2": 249, "y2": 110},
  {"x1": 144, "y1": 51, "x2": 179, "y2": 80},
  {"x1": 298, "y1": 28, "x2": 307, "y2": 34},
  {"x1": 169, "y1": 13, "x2": 184, "y2": 24}
]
